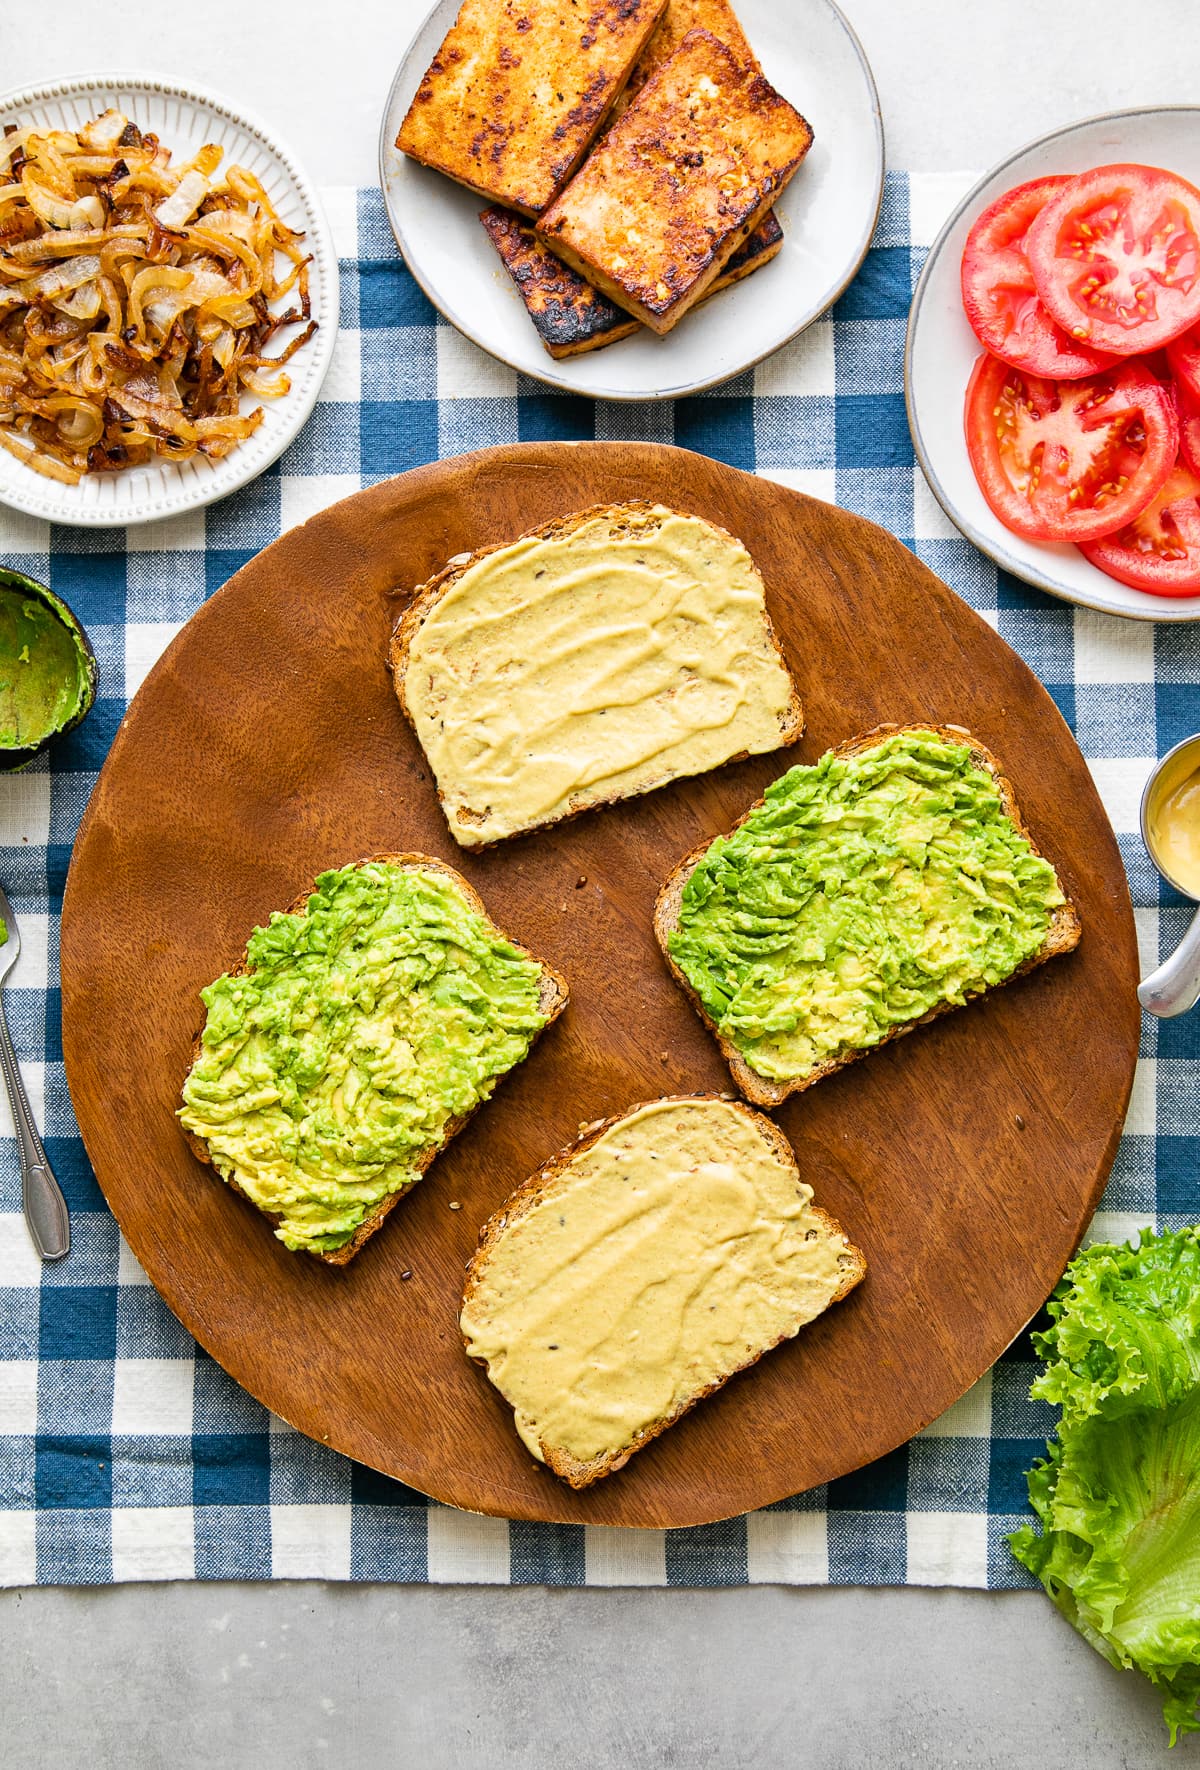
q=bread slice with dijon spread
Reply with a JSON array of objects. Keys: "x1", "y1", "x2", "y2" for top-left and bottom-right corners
[
  {"x1": 460, "y1": 1095, "x2": 865, "y2": 1487},
  {"x1": 178, "y1": 854, "x2": 568, "y2": 1264},
  {"x1": 654, "y1": 725, "x2": 1082, "y2": 1108},
  {"x1": 389, "y1": 501, "x2": 802, "y2": 849}
]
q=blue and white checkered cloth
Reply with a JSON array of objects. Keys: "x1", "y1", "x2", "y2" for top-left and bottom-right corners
[{"x1": 0, "y1": 173, "x2": 1194, "y2": 1586}]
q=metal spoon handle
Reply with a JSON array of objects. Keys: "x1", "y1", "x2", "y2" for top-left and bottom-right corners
[
  {"x1": 0, "y1": 990, "x2": 69, "y2": 1259},
  {"x1": 1138, "y1": 903, "x2": 1200, "y2": 1019}
]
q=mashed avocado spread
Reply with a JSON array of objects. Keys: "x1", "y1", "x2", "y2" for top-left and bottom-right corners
[
  {"x1": 0, "y1": 586, "x2": 90, "y2": 751},
  {"x1": 667, "y1": 731, "x2": 1065, "y2": 1083},
  {"x1": 179, "y1": 862, "x2": 549, "y2": 1252}
]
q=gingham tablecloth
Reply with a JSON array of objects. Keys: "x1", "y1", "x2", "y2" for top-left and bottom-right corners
[{"x1": 0, "y1": 172, "x2": 1190, "y2": 1587}]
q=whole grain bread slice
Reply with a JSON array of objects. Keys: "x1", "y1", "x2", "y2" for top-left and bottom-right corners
[
  {"x1": 653, "y1": 724, "x2": 1083, "y2": 1109},
  {"x1": 461, "y1": 1093, "x2": 866, "y2": 1487},
  {"x1": 180, "y1": 853, "x2": 568, "y2": 1266},
  {"x1": 389, "y1": 500, "x2": 803, "y2": 848}
]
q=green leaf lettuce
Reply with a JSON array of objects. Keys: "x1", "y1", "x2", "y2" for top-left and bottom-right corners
[{"x1": 1010, "y1": 1226, "x2": 1200, "y2": 1744}]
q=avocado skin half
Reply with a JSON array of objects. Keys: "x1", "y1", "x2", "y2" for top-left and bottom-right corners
[{"x1": 0, "y1": 567, "x2": 97, "y2": 772}]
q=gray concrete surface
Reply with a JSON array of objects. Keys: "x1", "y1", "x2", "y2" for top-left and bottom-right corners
[{"x1": 1, "y1": 1583, "x2": 1173, "y2": 1767}]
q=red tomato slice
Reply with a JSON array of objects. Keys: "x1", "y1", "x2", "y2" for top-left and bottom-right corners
[
  {"x1": 961, "y1": 177, "x2": 1116, "y2": 377},
  {"x1": 1081, "y1": 463, "x2": 1200, "y2": 594},
  {"x1": 1178, "y1": 394, "x2": 1200, "y2": 478},
  {"x1": 1027, "y1": 164, "x2": 1200, "y2": 354},
  {"x1": 964, "y1": 353, "x2": 1179, "y2": 542},
  {"x1": 1167, "y1": 327, "x2": 1200, "y2": 402}
]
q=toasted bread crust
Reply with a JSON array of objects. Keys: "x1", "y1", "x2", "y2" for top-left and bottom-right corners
[
  {"x1": 461, "y1": 1094, "x2": 866, "y2": 1486},
  {"x1": 181, "y1": 853, "x2": 569, "y2": 1265},
  {"x1": 482, "y1": 204, "x2": 782, "y2": 357},
  {"x1": 536, "y1": 28, "x2": 812, "y2": 333},
  {"x1": 388, "y1": 500, "x2": 803, "y2": 847},
  {"x1": 653, "y1": 725, "x2": 1084, "y2": 1108},
  {"x1": 396, "y1": 0, "x2": 667, "y2": 216}
]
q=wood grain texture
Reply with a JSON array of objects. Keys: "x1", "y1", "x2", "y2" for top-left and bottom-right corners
[{"x1": 59, "y1": 442, "x2": 1140, "y2": 1529}]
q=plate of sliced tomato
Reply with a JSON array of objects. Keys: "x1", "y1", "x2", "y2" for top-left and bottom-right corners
[{"x1": 906, "y1": 108, "x2": 1200, "y2": 621}]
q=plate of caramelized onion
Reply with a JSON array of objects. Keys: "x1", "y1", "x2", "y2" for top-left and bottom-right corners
[{"x1": 0, "y1": 73, "x2": 337, "y2": 526}]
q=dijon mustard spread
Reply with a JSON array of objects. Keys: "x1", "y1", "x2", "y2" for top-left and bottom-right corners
[
  {"x1": 459, "y1": 1099, "x2": 859, "y2": 1471},
  {"x1": 403, "y1": 507, "x2": 796, "y2": 847},
  {"x1": 1149, "y1": 763, "x2": 1200, "y2": 898}
]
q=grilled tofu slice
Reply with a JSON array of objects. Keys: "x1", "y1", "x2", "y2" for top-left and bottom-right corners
[
  {"x1": 614, "y1": 0, "x2": 756, "y2": 115},
  {"x1": 482, "y1": 204, "x2": 782, "y2": 357},
  {"x1": 396, "y1": 0, "x2": 667, "y2": 217},
  {"x1": 481, "y1": 207, "x2": 640, "y2": 355},
  {"x1": 480, "y1": 0, "x2": 784, "y2": 357},
  {"x1": 613, "y1": 0, "x2": 783, "y2": 275},
  {"x1": 537, "y1": 27, "x2": 812, "y2": 334}
]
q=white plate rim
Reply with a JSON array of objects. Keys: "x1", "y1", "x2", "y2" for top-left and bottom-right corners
[
  {"x1": 376, "y1": 0, "x2": 884, "y2": 401},
  {"x1": 905, "y1": 104, "x2": 1200, "y2": 626},
  {"x1": 0, "y1": 69, "x2": 339, "y2": 528}
]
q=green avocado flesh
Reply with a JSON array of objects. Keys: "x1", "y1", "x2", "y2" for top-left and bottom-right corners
[
  {"x1": 0, "y1": 589, "x2": 88, "y2": 750},
  {"x1": 667, "y1": 731, "x2": 1066, "y2": 1084},
  {"x1": 179, "y1": 862, "x2": 550, "y2": 1253}
]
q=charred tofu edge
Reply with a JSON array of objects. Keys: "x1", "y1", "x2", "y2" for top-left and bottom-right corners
[
  {"x1": 481, "y1": 206, "x2": 641, "y2": 356},
  {"x1": 482, "y1": 203, "x2": 783, "y2": 357}
]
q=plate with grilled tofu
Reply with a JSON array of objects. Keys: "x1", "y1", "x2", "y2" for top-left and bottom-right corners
[
  {"x1": 380, "y1": 0, "x2": 883, "y2": 397},
  {"x1": 61, "y1": 442, "x2": 1139, "y2": 1527}
]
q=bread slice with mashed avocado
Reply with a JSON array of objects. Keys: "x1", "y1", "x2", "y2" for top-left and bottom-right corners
[
  {"x1": 179, "y1": 855, "x2": 568, "y2": 1264},
  {"x1": 654, "y1": 725, "x2": 1082, "y2": 1108},
  {"x1": 460, "y1": 1095, "x2": 864, "y2": 1487},
  {"x1": 389, "y1": 502, "x2": 802, "y2": 848}
]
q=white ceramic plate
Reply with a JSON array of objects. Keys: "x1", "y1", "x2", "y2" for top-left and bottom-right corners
[
  {"x1": 0, "y1": 72, "x2": 338, "y2": 528},
  {"x1": 906, "y1": 106, "x2": 1200, "y2": 624},
  {"x1": 379, "y1": 0, "x2": 883, "y2": 400}
]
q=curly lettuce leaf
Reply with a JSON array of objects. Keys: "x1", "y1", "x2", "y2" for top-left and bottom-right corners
[{"x1": 1009, "y1": 1227, "x2": 1200, "y2": 1745}]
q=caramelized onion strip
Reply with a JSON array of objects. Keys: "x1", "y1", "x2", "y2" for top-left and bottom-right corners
[{"x1": 0, "y1": 113, "x2": 317, "y2": 481}]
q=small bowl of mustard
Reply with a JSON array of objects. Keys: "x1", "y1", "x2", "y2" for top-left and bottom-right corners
[
  {"x1": 1139, "y1": 733, "x2": 1200, "y2": 1017},
  {"x1": 0, "y1": 568, "x2": 96, "y2": 771}
]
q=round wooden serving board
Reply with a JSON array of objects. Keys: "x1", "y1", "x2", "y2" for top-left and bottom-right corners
[{"x1": 61, "y1": 443, "x2": 1140, "y2": 1529}]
